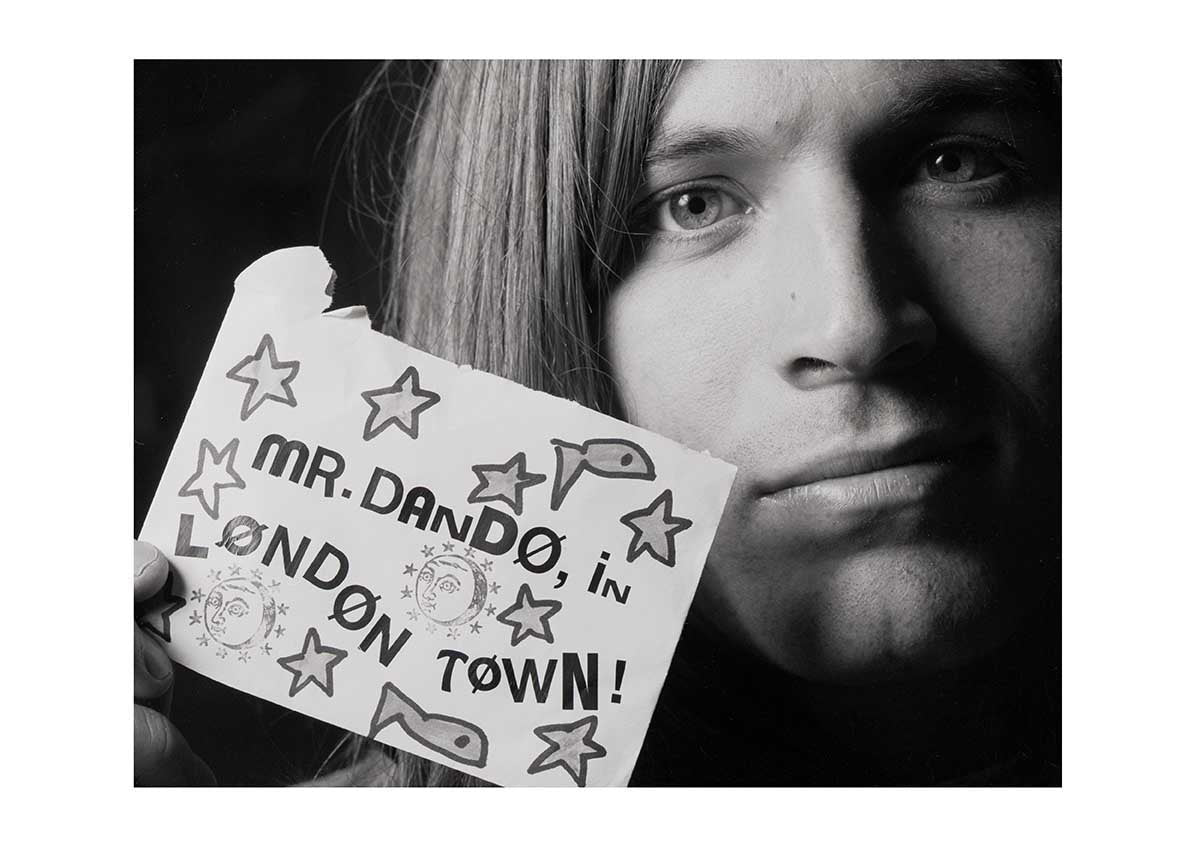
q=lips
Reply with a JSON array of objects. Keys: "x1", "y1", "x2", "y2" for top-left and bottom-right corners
[
  {"x1": 762, "y1": 424, "x2": 988, "y2": 492},
  {"x1": 755, "y1": 423, "x2": 992, "y2": 519}
]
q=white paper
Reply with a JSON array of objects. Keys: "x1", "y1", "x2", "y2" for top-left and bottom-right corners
[{"x1": 137, "y1": 247, "x2": 737, "y2": 786}]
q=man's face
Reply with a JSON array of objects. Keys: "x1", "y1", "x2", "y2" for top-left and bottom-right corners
[{"x1": 606, "y1": 61, "x2": 1060, "y2": 681}]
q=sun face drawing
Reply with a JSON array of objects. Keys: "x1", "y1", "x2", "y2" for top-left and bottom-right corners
[
  {"x1": 203, "y1": 576, "x2": 278, "y2": 650},
  {"x1": 404, "y1": 552, "x2": 492, "y2": 638}
]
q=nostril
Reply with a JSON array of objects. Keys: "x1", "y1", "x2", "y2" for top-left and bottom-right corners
[
  {"x1": 792, "y1": 356, "x2": 835, "y2": 372},
  {"x1": 785, "y1": 356, "x2": 839, "y2": 389},
  {"x1": 882, "y1": 340, "x2": 930, "y2": 371}
]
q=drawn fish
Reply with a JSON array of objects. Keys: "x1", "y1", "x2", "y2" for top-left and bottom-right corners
[
  {"x1": 367, "y1": 682, "x2": 489, "y2": 768},
  {"x1": 550, "y1": 437, "x2": 656, "y2": 510}
]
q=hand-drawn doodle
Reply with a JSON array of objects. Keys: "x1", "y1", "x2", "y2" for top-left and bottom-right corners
[
  {"x1": 527, "y1": 715, "x2": 607, "y2": 787},
  {"x1": 138, "y1": 569, "x2": 186, "y2": 643},
  {"x1": 360, "y1": 365, "x2": 440, "y2": 441},
  {"x1": 178, "y1": 438, "x2": 247, "y2": 520},
  {"x1": 467, "y1": 452, "x2": 547, "y2": 516},
  {"x1": 495, "y1": 583, "x2": 563, "y2": 647},
  {"x1": 203, "y1": 576, "x2": 278, "y2": 651},
  {"x1": 549, "y1": 438, "x2": 656, "y2": 510},
  {"x1": 619, "y1": 489, "x2": 693, "y2": 568},
  {"x1": 408, "y1": 553, "x2": 490, "y2": 630},
  {"x1": 225, "y1": 333, "x2": 301, "y2": 421},
  {"x1": 276, "y1": 627, "x2": 349, "y2": 698},
  {"x1": 368, "y1": 682, "x2": 489, "y2": 768}
]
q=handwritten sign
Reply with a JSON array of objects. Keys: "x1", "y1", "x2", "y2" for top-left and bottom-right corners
[{"x1": 137, "y1": 247, "x2": 737, "y2": 786}]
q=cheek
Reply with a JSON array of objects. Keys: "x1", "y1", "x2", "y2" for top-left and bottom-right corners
[
  {"x1": 605, "y1": 260, "x2": 760, "y2": 451},
  {"x1": 911, "y1": 205, "x2": 1060, "y2": 405}
]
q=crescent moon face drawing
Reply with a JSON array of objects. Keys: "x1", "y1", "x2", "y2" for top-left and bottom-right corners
[
  {"x1": 414, "y1": 554, "x2": 488, "y2": 627},
  {"x1": 204, "y1": 577, "x2": 278, "y2": 649}
]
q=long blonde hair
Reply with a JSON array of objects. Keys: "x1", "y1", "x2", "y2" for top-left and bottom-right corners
[{"x1": 329, "y1": 59, "x2": 683, "y2": 787}]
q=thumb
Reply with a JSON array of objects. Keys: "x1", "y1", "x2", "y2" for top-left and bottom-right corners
[{"x1": 134, "y1": 540, "x2": 170, "y2": 603}]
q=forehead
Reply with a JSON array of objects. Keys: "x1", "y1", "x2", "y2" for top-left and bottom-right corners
[{"x1": 657, "y1": 60, "x2": 1042, "y2": 141}]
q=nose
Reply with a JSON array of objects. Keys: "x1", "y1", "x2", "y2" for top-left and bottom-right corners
[{"x1": 771, "y1": 168, "x2": 936, "y2": 388}]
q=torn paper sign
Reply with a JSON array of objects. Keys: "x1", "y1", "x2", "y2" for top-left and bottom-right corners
[{"x1": 137, "y1": 247, "x2": 737, "y2": 787}]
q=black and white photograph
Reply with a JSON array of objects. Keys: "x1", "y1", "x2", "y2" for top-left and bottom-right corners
[
  {"x1": 9, "y1": 4, "x2": 1192, "y2": 838},
  {"x1": 133, "y1": 59, "x2": 1061, "y2": 788}
]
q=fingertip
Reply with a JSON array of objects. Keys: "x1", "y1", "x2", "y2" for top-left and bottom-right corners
[{"x1": 134, "y1": 539, "x2": 168, "y2": 598}]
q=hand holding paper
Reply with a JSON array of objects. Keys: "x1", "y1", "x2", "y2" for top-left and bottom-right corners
[{"x1": 137, "y1": 247, "x2": 736, "y2": 786}]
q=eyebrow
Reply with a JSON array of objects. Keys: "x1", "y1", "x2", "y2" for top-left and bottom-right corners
[
  {"x1": 643, "y1": 125, "x2": 767, "y2": 167},
  {"x1": 643, "y1": 62, "x2": 1056, "y2": 167},
  {"x1": 881, "y1": 61, "x2": 1054, "y2": 127}
]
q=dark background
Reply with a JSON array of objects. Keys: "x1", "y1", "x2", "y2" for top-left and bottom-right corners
[{"x1": 134, "y1": 60, "x2": 426, "y2": 784}]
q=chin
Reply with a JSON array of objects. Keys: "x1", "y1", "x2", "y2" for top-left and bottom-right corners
[{"x1": 699, "y1": 540, "x2": 1045, "y2": 685}]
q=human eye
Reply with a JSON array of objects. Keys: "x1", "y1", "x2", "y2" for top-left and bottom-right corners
[
  {"x1": 904, "y1": 135, "x2": 1026, "y2": 202},
  {"x1": 438, "y1": 578, "x2": 459, "y2": 594},
  {"x1": 640, "y1": 181, "x2": 753, "y2": 235}
]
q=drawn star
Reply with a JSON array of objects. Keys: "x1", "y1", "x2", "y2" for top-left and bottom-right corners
[
  {"x1": 276, "y1": 628, "x2": 348, "y2": 698},
  {"x1": 207, "y1": 568, "x2": 222, "y2": 581},
  {"x1": 467, "y1": 452, "x2": 547, "y2": 516},
  {"x1": 260, "y1": 643, "x2": 272, "y2": 656},
  {"x1": 447, "y1": 628, "x2": 459, "y2": 640},
  {"x1": 490, "y1": 582, "x2": 501, "y2": 594},
  {"x1": 442, "y1": 541, "x2": 455, "y2": 552},
  {"x1": 138, "y1": 570, "x2": 186, "y2": 643},
  {"x1": 237, "y1": 651, "x2": 250, "y2": 663},
  {"x1": 426, "y1": 622, "x2": 438, "y2": 634},
  {"x1": 196, "y1": 634, "x2": 210, "y2": 647},
  {"x1": 251, "y1": 568, "x2": 263, "y2": 579},
  {"x1": 178, "y1": 438, "x2": 246, "y2": 520},
  {"x1": 228, "y1": 565, "x2": 242, "y2": 576},
  {"x1": 225, "y1": 333, "x2": 300, "y2": 421},
  {"x1": 274, "y1": 626, "x2": 286, "y2": 638},
  {"x1": 188, "y1": 610, "x2": 201, "y2": 626},
  {"x1": 421, "y1": 546, "x2": 435, "y2": 557},
  {"x1": 406, "y1": 610, "x2": 420, "y2": 622},
  {"x1": 619, "y1": 489, "x2": 693, "y2": 568},
  {"x1": 278, "y1": 603, "x2": 289, "y2": 616},
  {"x1": 401, "y1": 587, "x2": 413, "y2": 599},
  {"x1": 189, "y1": 589, "x2": 204, "y2": 603},
  {"x1": 469, "y1": 622, "x2": 482, "y2": 634},
  {"x1": 527, "y1": 715, "x2": 607, "y2": 787},
  {"x1": 216, "y1": 648, "x2": 228, "y2": 659},
  {"x1": 495, "y1": 583, "x2": 562, "y2": 647},
  {"x1": 485, "y1": 605, "x2": 496, "y2": 617},
  {"x1": 482, "y1": 559, "x2": 494, "y2": 572},
  {"x1": 403, "y1": 562, "x2": 417, "y2": 576},
  {"x1": 360, "y1": 365, "x2": 440, "y2": 441}
]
